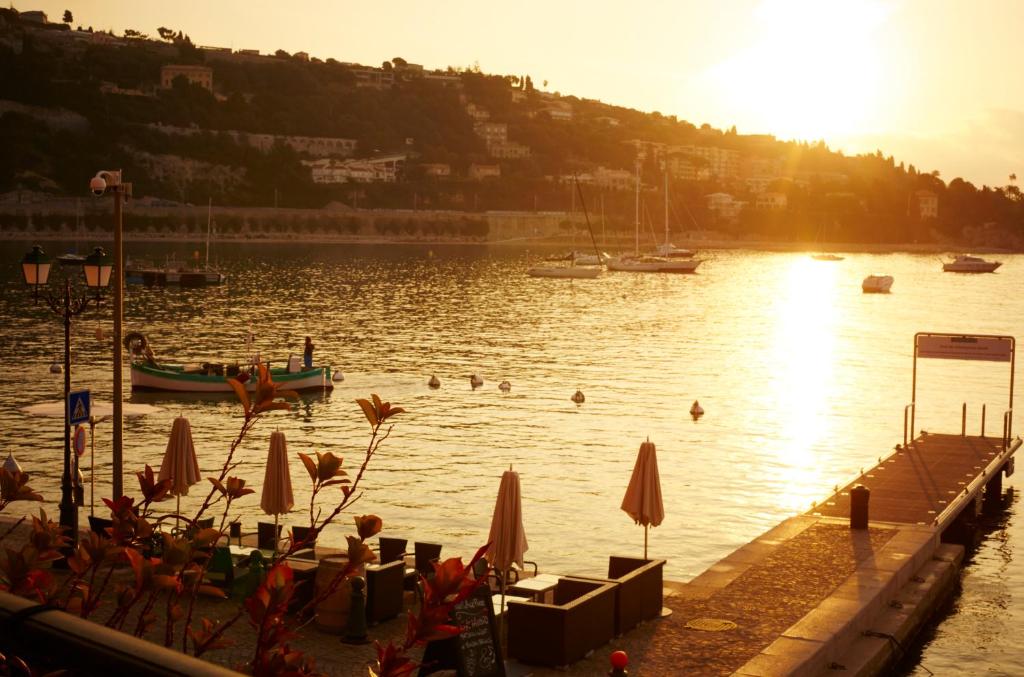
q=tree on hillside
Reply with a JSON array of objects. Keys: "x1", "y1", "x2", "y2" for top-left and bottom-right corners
[
  {"x1": 62, "y1": 10, "x2": 72, "y2": 24},
  {"x1": 392, "y1": 57, "x2": 407, "y2": 67},
  {"x1": 157, "y1": 26, "x2": 175, "y2": 41}
]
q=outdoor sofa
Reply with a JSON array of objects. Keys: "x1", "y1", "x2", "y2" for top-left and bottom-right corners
[
  {"x1": 578, "y1": 556, "x2": 665, "y2": 635},
  {"x1": 506, "y1": 576, "x2": 617, "y2": 667}
]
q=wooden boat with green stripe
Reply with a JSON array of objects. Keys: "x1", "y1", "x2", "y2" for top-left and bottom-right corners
[{"x1": 130, "y1": 361, "x2": 333, "y2": 393}]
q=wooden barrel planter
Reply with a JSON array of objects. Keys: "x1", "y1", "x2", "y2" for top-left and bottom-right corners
[{"x1": 315, "y1": 555, "x2": 364, "y2": 633}]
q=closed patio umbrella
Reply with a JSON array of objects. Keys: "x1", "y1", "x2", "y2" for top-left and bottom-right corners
[
  {"x1": 486, "y1": 466, "x2": 528, "y2": 635},
  {"x1": 158, "y1": 416, "x2": 202, "y2": 528},
  {"x1": 620, "y1": 438, "x2": 664, "y2": 559},
  {"x1": 260, "y1": 430, "x2": 294, "y2": 554}
]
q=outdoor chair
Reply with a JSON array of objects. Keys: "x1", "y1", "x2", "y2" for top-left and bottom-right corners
[
  {"x1": 472, "y1": 557, "x2": 519, "y2": 594},
  {"x1": 365, "y1": 559, "x2": 406, "y2": 624},
  {"x1": 377, "y1": 536, "x2": 408, "y2": 564},
  {"x1": 413, "y1": 541, "x2": 443, "y2": 577},
  {"x1": 506, "y1": 577, "x2": 617, "y2": 668},
  {"x1": 88, "y1": 515, "x2": 113, "y2": 537},
  {"x1": 578, "y1": 556, "x2": 666, "y2": 635},
  {"x1": 205, "y1": 546, "x2": 247, "y2": 594},
  {"x1": 290, "y1": 526, "x2": 317, "y2": 560},
  {"x1": 257, "y1": 521, "x2": 283, "y2": 551}
]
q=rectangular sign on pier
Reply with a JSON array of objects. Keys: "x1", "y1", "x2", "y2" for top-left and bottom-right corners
[{"x1": 916, "y1": 334, "x2": 1013, "y2": 362}]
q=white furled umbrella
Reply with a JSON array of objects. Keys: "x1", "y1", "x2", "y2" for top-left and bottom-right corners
[
  {"x1": 158, "y1": 416, "x2": 202, "y2": 527},
  {"x1": 486, "y1": 466, "x2": 528, "y2": 635},
  {"x1": 21, "y1": 400, "x2": 163, "y2": 514},
  {"x1": 620, "y1": 438, "x2": 664, "y2": 559},
  {"x1": 260, "y1": 430, "x2": 294, "y2": 554}
]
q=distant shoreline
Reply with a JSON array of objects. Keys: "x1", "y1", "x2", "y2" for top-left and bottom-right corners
[{"x1": 0, "y1": 231, "x2": 1013, "y2": 254}]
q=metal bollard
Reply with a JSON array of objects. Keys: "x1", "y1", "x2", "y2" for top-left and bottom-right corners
[
  {"x1": 341, "y1": 576, "x2": 369, "y2": 644},
  {"x1": 850, "y1": 484, "x2": 870, "y2": 529}
]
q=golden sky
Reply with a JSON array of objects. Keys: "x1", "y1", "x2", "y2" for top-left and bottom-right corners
[{"x1": 29, "y1": 0, "x2": 1024, "y2": 187}]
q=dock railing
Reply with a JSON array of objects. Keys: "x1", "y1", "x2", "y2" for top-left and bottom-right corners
[
  {"x1": 903, "y1": 403, "x2": 915, "y2": 447},
  {"x1": 1004, "y1": 409, "x2": 1013, "y2": 450}
]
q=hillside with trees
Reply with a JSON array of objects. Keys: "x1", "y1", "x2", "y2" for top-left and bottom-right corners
[{"x1": 1, "y1": 7, "x2": 1022, "y2": 246}]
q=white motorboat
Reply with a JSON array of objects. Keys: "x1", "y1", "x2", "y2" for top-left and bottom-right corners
[
  {"x1": 942, "y1": 254, "x2": 1001, "y2": 273},
  {"x1": 862, "y1": 274, "x2": 894, "y2": 293},
  {"x1": 527, "y1": 265, "x2": 602, "y2": 279},
  {"x1": 572, "y1": 251, "x2": 610, "y2": 266}
]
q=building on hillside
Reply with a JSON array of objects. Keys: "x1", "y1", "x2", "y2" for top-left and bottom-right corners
[
  {"x1": 668, "y1": 145, "x2": 740, "y2": 179},
  {"x1": 350, "y1": 68, "x2": 394, "y2": 89},
  {"x1": 544, "y1": 107, "x2": 573, "y2": 121},
  {"x1": 560, "y1": 167, "x2": 632, "y2": 191},
  {"x1": 19, "y1": 10, "x2": 48, "y2": 23},
  {"x1": 200, "y1": 46, "x2": 231, "y2": 54},
  {"x1": 706, "y1": 192, "x2": 745, "y2": 224},
  {"x1": 147, "y1": 123, "x2": 357, "y2": 158},
  {"x1": 469, "y1": 164, "x2": 501, "y2": 181},
  {"x1": 595, "y1": 116, "x2": 621, "y2": 126},
  {"x1": 237, "y1": 49, "x2": 260, "y2": 55},
  {"x1": 420, "y1": 163, "x2": 451, "y2": 178},
  {"x1": 423, "y1": 71, "x2": 462, "y2": 87},
  {"x1": 161, "y1": 64, "x2": 213, "y2": 92},
  {"x1": 303, "y1": 154, "x2": 405, "y2": 184},
  {"x1": 754, "y1": 192, "x2": 787, "y2": 210},
  {"x1": 487, "y1": 141, "x2": 531, "y2": 159},
  {"x1": 741, "y1": 156, "x2": 784, "y2": 180},
  {"x1": 473, "y1": 122, "x2": 507, "y2": 144},
  {"x1": 465, "y1": 103, "x2": 490, "y2": 121},
  {"x1": 99, "y1": 82, "x2": 152, "y2": 97},
  {"x1": 510, "y1": 90, "x2": 527, "y2": 103},
  {"x1": 909, "y1": 189, "x2": 938, "y2": 219}
]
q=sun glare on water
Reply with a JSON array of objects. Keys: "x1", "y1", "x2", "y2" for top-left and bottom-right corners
[{"x1": 710, "y1": 0, "x2": 890, "y2": 141}]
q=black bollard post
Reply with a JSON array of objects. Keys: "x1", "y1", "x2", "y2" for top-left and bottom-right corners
[
  {"x1": 341, "y1": 576, "x2": 370, "y2": 645},
  {"x1": 850, "y1": 484, "x2": 870, "y2": 529}
]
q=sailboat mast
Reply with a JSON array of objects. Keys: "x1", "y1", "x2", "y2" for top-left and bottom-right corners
[
  {"x1": 634, "y1": 157, "x2": 640, "y2": 256},
  {"x1": 205, "y1": 198, "x2": 212, "y2": 269},
  {"x1": 664, "y1": 167, "x2": 669, "y2": 246}
]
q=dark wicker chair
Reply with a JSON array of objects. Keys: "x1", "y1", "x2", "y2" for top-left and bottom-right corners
[
  {"x1": 377, "y1": 536, "x2": 408, "y2": 564},
  {"x1": 580, "y1": 556, "x2": 665, "y2": 635},
  {"x1": 257, "y1": 522, "x2": 282, "y2": 551},
  {"x1": 365, "y1": 560, "x2": 406, "y2": 624},
  {"x1": 290, "y1": 525, "x2": 317, "y2": 560},
  {"x1": 506, "y1": 577, "x2": 617, "y2": 667}
]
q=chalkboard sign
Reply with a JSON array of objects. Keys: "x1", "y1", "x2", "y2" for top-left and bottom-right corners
[{"x1": 419, "y1": 584, "x2": 505, "y2": 677}]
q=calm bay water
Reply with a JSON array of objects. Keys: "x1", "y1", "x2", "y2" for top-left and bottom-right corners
[{"x1": 0, "y1": 240, "x2": 1021, "y2": 672}]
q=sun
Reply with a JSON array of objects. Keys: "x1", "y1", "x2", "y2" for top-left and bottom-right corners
[{"x1": 708, "y1": 0, "x2": 890, "y2": 141}]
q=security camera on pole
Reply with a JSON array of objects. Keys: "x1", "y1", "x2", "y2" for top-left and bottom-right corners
[{"x1": 91, "y1": 170, "x2": 131, "y2": 499}]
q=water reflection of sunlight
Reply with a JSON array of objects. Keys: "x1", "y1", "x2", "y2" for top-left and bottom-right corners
[{"x1": 768, "y1": 258, "x2": 839, "y2": 512}]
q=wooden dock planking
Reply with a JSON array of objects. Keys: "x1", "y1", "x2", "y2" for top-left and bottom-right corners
[{"x1": 811, "y1": 433, "x2": 1009, "y2": 527}]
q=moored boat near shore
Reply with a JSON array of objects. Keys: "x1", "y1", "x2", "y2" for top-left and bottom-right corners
[
  {"x1": 942, "y1": 254, "x2": 1001, "y2": 273},
  {"x1": 131, "y1": 361, "x2": 333, "y2": 392}
]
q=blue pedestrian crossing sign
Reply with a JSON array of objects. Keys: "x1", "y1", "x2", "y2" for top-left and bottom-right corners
[{"x1": 68, "y1": 389, "x2": 90, "y2": 426}]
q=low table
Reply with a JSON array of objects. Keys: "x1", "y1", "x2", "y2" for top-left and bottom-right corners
[
  {"x1": 492, "y1": 593, "x2": 532, "y2": 618},
  {"x1": 508, "y1": 573, "x2": 559, "y2": 603}
]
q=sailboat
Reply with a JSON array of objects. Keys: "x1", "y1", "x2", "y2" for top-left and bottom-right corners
[
  {"x1": 607, "y1": 165, "x2": 701, "y2": 273},
  {"x1": 126, "y1": 199, "x2": 227, "y2": 286},
  {"x1": 528, "y1": 177, "x2": 604, "y2": 278}
]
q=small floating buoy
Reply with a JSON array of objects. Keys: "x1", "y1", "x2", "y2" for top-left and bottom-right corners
[
  {"x1": 571, "y1": 389, "x2": 585, "y2": 404},
  {"x1": 49, "y1": 362, "x2": 62, "y2": 374},
  {"x1": 428, "y1": 375, "x2": 441, "y2": 388},
  {"x1": 95, "y1": 326, "x2": 105, "y2": 342},
  {"x1": 3, "y1": 452, "x2": 22, "y2": 473},
  {"x1": 332, "y1": 370, "x2": 345, "y2": 382},
  {"x1": 470, "y1": 374, "x2": 483, "y2": 388},
  {"x1": 498, "y1": 380, "x2": 511, "y2": 392},
  {"x1": 690, "y1": 400, "x2": 704, "y2": 418}
]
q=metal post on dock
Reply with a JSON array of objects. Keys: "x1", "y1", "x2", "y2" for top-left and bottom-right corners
[
  {"x1": 962, "y1": 402, "x2": 967, "y2": 436},
  {"x1": 850, "y1": 484, "x2": 870, "y2": 529},
  {"x1": 982, "y1": 404, "x2": 987, "y2": 437}
]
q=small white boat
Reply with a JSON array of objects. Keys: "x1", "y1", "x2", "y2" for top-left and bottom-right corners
[
  {"x1": 572, "y1": 251, "x2": 610, "y2": 266},
  {"x1": 527, "y1": 265, "x2": 602, "y2": 279},
  {"x1": 862, "y1": 274, "x2": 894, "y2": 293},
  {"x1": 942, "y1": 254, "x2": 1001, "y2": 273},
  {"x1": 131, "y1": 361, "x2": 332, "y2": 392},
  {"x1": 811, "y1": 253, "x2": 844, "y2": 261}
]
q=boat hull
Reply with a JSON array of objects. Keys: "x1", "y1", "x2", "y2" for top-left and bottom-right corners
[
  {"x1": 126, "y1": 268, "x2": 227, "y2": 286},
  {"x1": 527, "y1": 266, "x2": 602, "y2": 279},
  {"x1": 942, "y1": 262, "x2": 1001, "y2": 273},
  {"x1": 862, "y1": 275, "x2": 894, "y2": 293},
  {"x1": 607, "y1": 256, "x2": 701, "y2": 273},
  {"x1": 131, "y1": 363, "x2": 332, "y2": 392}
]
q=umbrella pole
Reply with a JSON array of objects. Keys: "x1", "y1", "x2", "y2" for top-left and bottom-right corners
[
  {"x1": 644, "y1": 525, "x2": 648, "y2": 560},
  {"x1": 176, "y1": 494, "x2": 182, "y2": 532},
  {"x1": 273, "y1": 513, "x2": 279, "y2": 556},
  {"x1": 498, "y1": 568, "x2": 508, "y2": 642},
  {"x1": 89, "y1": 419, "x2": 96, "y2": 517}
]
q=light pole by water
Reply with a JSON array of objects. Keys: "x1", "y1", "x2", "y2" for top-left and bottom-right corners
[
  {"x1": 90, "y1": 170, "x2": 131, "y2": 499},
  {"x1": 20, "y1": 245, "x2": 112, "y2": 555}
]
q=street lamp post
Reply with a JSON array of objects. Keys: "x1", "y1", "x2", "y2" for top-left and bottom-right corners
[
  {"x1": 20, "y1": 245, "x2": 112, "y2": 556},
  {"x1": 91, "y1": 170, "x2": 131, "y2": 499}
]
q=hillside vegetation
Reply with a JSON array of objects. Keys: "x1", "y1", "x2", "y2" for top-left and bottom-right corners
[{"x1": 1, "y1": 8, "x2": 1022, "y2": 246}]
